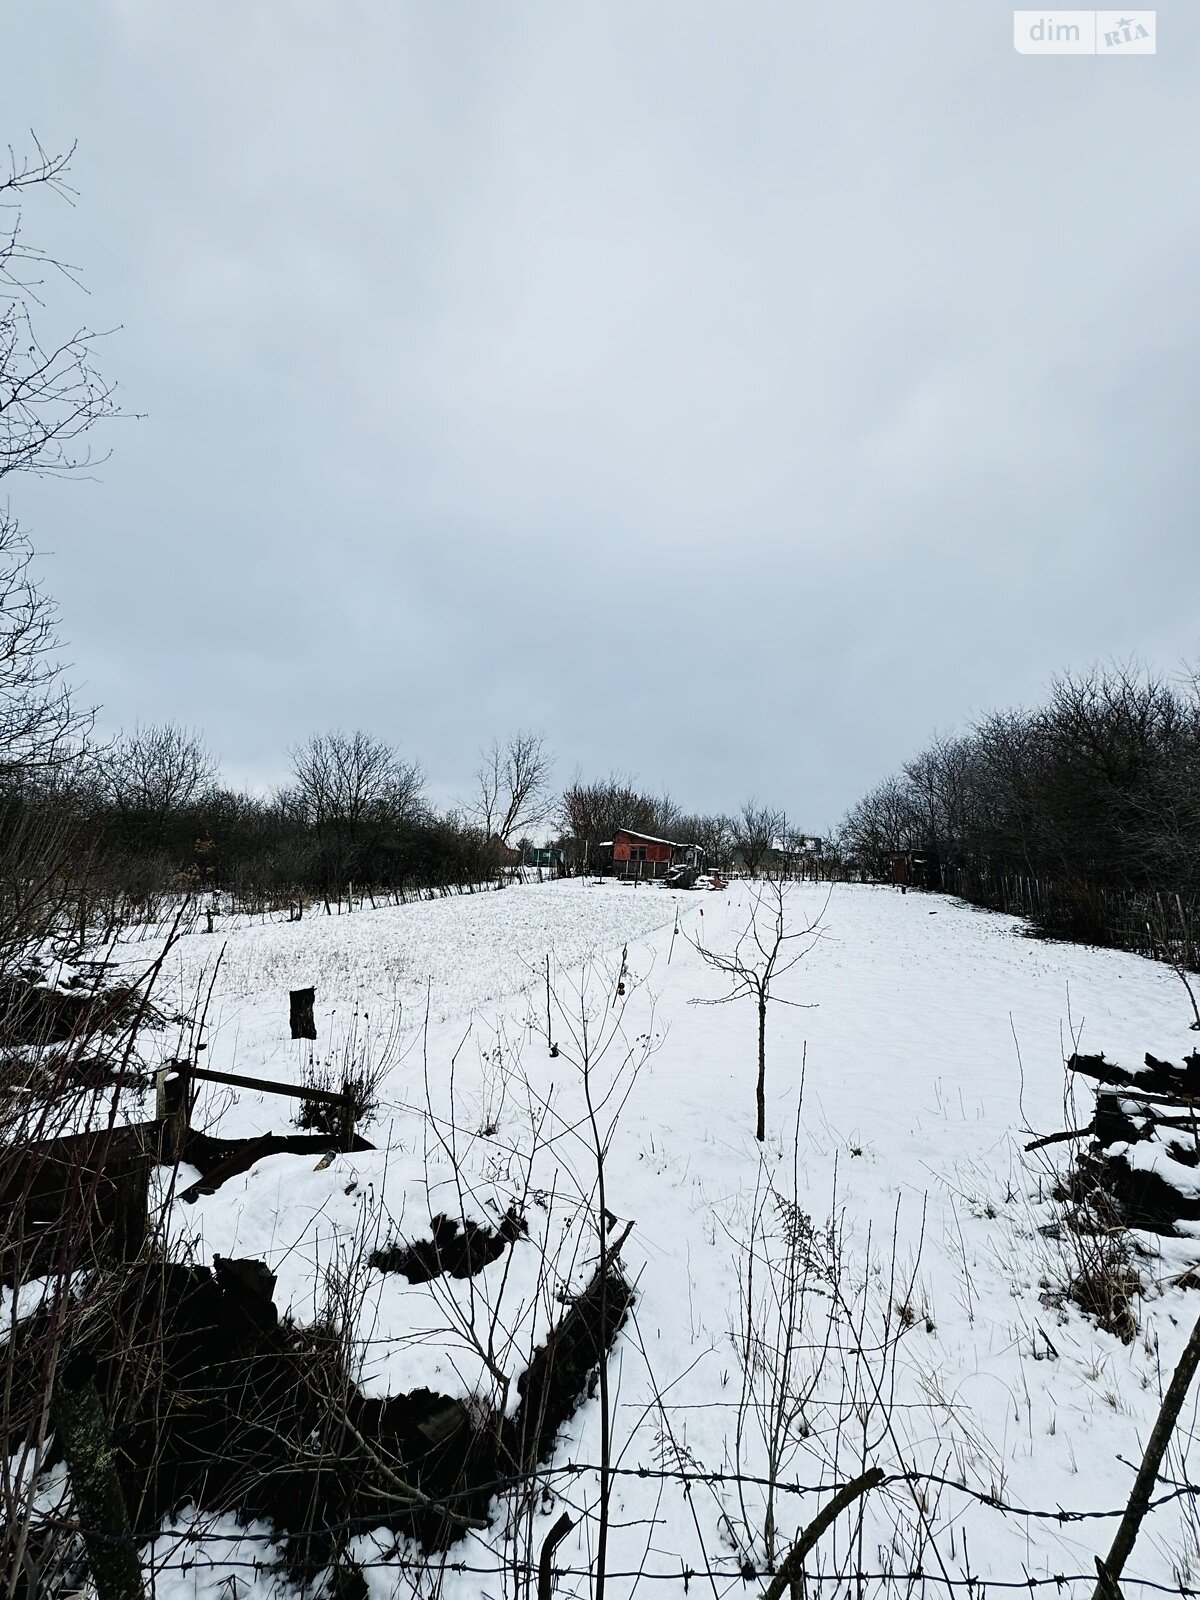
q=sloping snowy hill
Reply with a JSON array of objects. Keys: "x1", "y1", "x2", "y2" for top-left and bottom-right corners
[{"x1": 119, "y1": 879, "x2": 1200, "y2": 1598}]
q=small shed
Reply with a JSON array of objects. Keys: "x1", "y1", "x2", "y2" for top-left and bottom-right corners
[
  {"x1": 889, "y1": 850, "x2": 941, "y2": 891},
  {"x1": 606, "y1": 829, "x2": 678, "y2": 880},
  {"x1": 526, "y1": 845, "x2": 566, "y2": 874}
]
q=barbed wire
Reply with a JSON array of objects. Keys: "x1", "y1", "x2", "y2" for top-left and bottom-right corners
[
  {"x1": 118, "y1": 1551, "x2": 1200, "y2": 1595},
  {"x1": 34, "y1": 1454, "x2": 1199, "y2": 1548}
]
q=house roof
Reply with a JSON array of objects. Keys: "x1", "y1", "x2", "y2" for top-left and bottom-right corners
[{"x1": 601, "y1": 829, "x2": 700, "y2": 849}]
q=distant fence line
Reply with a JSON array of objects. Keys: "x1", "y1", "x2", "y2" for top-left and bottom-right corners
[
  {"x1": 763, "y1": 856, "x2": 1198, "y2": 974},
  {"x1": 940, "y1": 863, "x2": 1199, "y2": 971},
  {"x1": 111, "y1": 874, "x2": 513, "y2": 940}
]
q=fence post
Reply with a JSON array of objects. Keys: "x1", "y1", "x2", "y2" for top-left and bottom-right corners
[
  {"x1": 155, "y1": 1067, "x2": 191, "y2": 1163},
  {"x1": 538, "y1": 1512, "x2": 574, "y2": 1600}
]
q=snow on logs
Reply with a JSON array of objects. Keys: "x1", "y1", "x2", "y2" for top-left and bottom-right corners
[{"x1": 1056, "y1": 1050, "x2": 1200, "y2": 1233}]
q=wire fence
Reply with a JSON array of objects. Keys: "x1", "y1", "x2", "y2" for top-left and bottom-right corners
[{"x1": 31, "y1": 1455, "x2": 1200, "y2": 1596}]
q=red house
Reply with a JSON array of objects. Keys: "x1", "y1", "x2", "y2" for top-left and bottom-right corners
[{"x1": 604, "y1": 829, "x2": 698, "y2": 880}]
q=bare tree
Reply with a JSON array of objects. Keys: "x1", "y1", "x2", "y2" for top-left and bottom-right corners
[
  {"x1": 0, "y1": 512, "x2": 90, "y2": 778},
  {"x1": 690, "y1": 879, "x2": 826, "y2": 1141},
  {"x1": 557, "y1": 772, "x2": 675, "y2": 873},
  {"x1": 674, "y1": 811, "x2": 737, "y2": 872},
  {"x1": 0, "y1": 140, "x2": 115, "y2": 962},
  {"x1": 287, "y1": 729, "x2": 424, "y2": 842},
  {"x1": 92, "y1": 724, "x2": 216, "y2": 846},
  {"x1": 2, "y1": 138, "x2": 118, "y2": 483},
  {"x1": 733, "y1": 800, "x2": 784, "y2": 878},
  {"x1": 470, "y1": 730, "x2": 553, "y2": 844}
]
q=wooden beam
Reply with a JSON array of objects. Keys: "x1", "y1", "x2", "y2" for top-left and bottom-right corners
[
  {"x1": 1094, "y1": 1087, "x2": 1200, "y2": 1108},
  {"x1": 183, "y1": 1064, "x2": 347, "y2": 1107}
]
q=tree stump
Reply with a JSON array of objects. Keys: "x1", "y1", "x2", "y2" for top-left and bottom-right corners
[
  {"x1": 51, "y1": 1352, "x2": 144, "y2": 1600},
  {"x1": 289, "y1": 987, "x2": 316, "y2": 1040}
]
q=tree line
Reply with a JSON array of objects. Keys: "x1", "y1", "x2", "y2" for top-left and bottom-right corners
[
  {"x1": 3, "y1": 717, "x2": 564, "y2": 923},
  {"x1": 0, "y1": 143, "x2": 549, "y2": 930},
  {"x1": 2, "y1": 717, "x2": 816, "y2": 924},
  {"x1": 838, "y1": 663, "x2": 1200, "y2": 952}
]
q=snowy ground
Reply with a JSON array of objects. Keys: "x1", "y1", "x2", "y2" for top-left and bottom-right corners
[{"x1": 108, "y1": 877, "x2": 1200, "y2": 1598}]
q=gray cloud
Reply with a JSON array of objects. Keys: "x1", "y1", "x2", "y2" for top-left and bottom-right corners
[{"x1": 7, "y1": 0, "x2": 1199, "y2": 825}]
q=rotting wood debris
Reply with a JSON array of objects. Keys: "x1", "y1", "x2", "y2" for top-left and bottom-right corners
[
  {"x1": 4, "y1": 1245, "x2": 634, "y2": 1595},
  {"x1": 370, "y1": 1207, "x2": 527, "y2": 1283},
  {"x1": 1030, "y1": 1049, "x2": 1200, "y2": 1234}
]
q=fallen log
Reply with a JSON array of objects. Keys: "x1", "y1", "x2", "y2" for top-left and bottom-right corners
[
  {"x1": 177, "y1": 1127, "x2": 375, "y2": 1202},
  {"x1": 506, "y1": 1260, "x2": 635, "y2": 1474},
  {"x1": 1069, "y1": 1051, "x2": 1200, "y2": 1099}
]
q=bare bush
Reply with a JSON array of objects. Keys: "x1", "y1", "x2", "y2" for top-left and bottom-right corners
[
  {"x1": 1048, "y1": 1189, "x2": 1143, "y2": 1344},
  {"x1": 294, "y1": 1006, "x2": 405, "y2": 1136}
]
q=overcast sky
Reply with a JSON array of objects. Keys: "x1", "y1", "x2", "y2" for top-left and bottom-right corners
[{"x1": 5, "y1": 2, "x2": 1199, "y2": 828}]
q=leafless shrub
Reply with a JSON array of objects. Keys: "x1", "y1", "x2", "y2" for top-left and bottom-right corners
[
  {"x1": 1058, "y1": 1192, "x2": 1142, "y2": 1344},
  {"x1": 727, "y1": 1111, "x2": 843, "y2": 1571},
  {"x1": 294, "y1": 1006, "x2": 405, "y2": 1136}
]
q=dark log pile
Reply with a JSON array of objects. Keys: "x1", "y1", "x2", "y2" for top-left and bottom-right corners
[
  {"x1": 4, "y1": 1244, "x2": 635, "y2": 1589},
  {"x1": 1068, "y1": 1050, "x2": 1200, "y2": 1097},
  {"x1": 0, "y1": 1124, "x2": 154, "y2": 1282},
  {"x1": 0, "y1": 972, "x2": 146, "y2": 1047},
  {"x1": 1033, "y1": 1050, "x2": 1200, "y2": 1235}
]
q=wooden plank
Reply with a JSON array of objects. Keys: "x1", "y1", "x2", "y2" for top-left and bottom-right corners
[
  {"x1": 1094, "y1": 1086, "x2": 1200, "y2": 1108},
  {"x1": 184, "y1": 1064, "x2": 347, "y2": 1107}
]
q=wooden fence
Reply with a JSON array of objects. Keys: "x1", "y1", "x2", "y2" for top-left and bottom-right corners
[
  {"x1": 2, "y1": 1060, "x2": 362, "y2": 1282},
  {"x1": 940, "y1": 864, "x2": 1199, "y2": 971}
]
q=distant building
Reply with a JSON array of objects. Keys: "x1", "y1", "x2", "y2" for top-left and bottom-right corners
[
  {"x1": 889, "y1": 850, "x2": 941, "y2": 891},
  {"x1": 524, "y1": 845, "x2": 565, "y2": 871},
  {"x1": 602, "y1": 829, "x2": 701, "y2": 881},
  {"x1": 758, "y1": 836, "x2": 825, "y2": 877}
]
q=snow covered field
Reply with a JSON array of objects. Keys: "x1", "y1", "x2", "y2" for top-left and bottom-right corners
[{"x1": 117, "y1": 877, "x2": 1200, "y2": 1598}]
